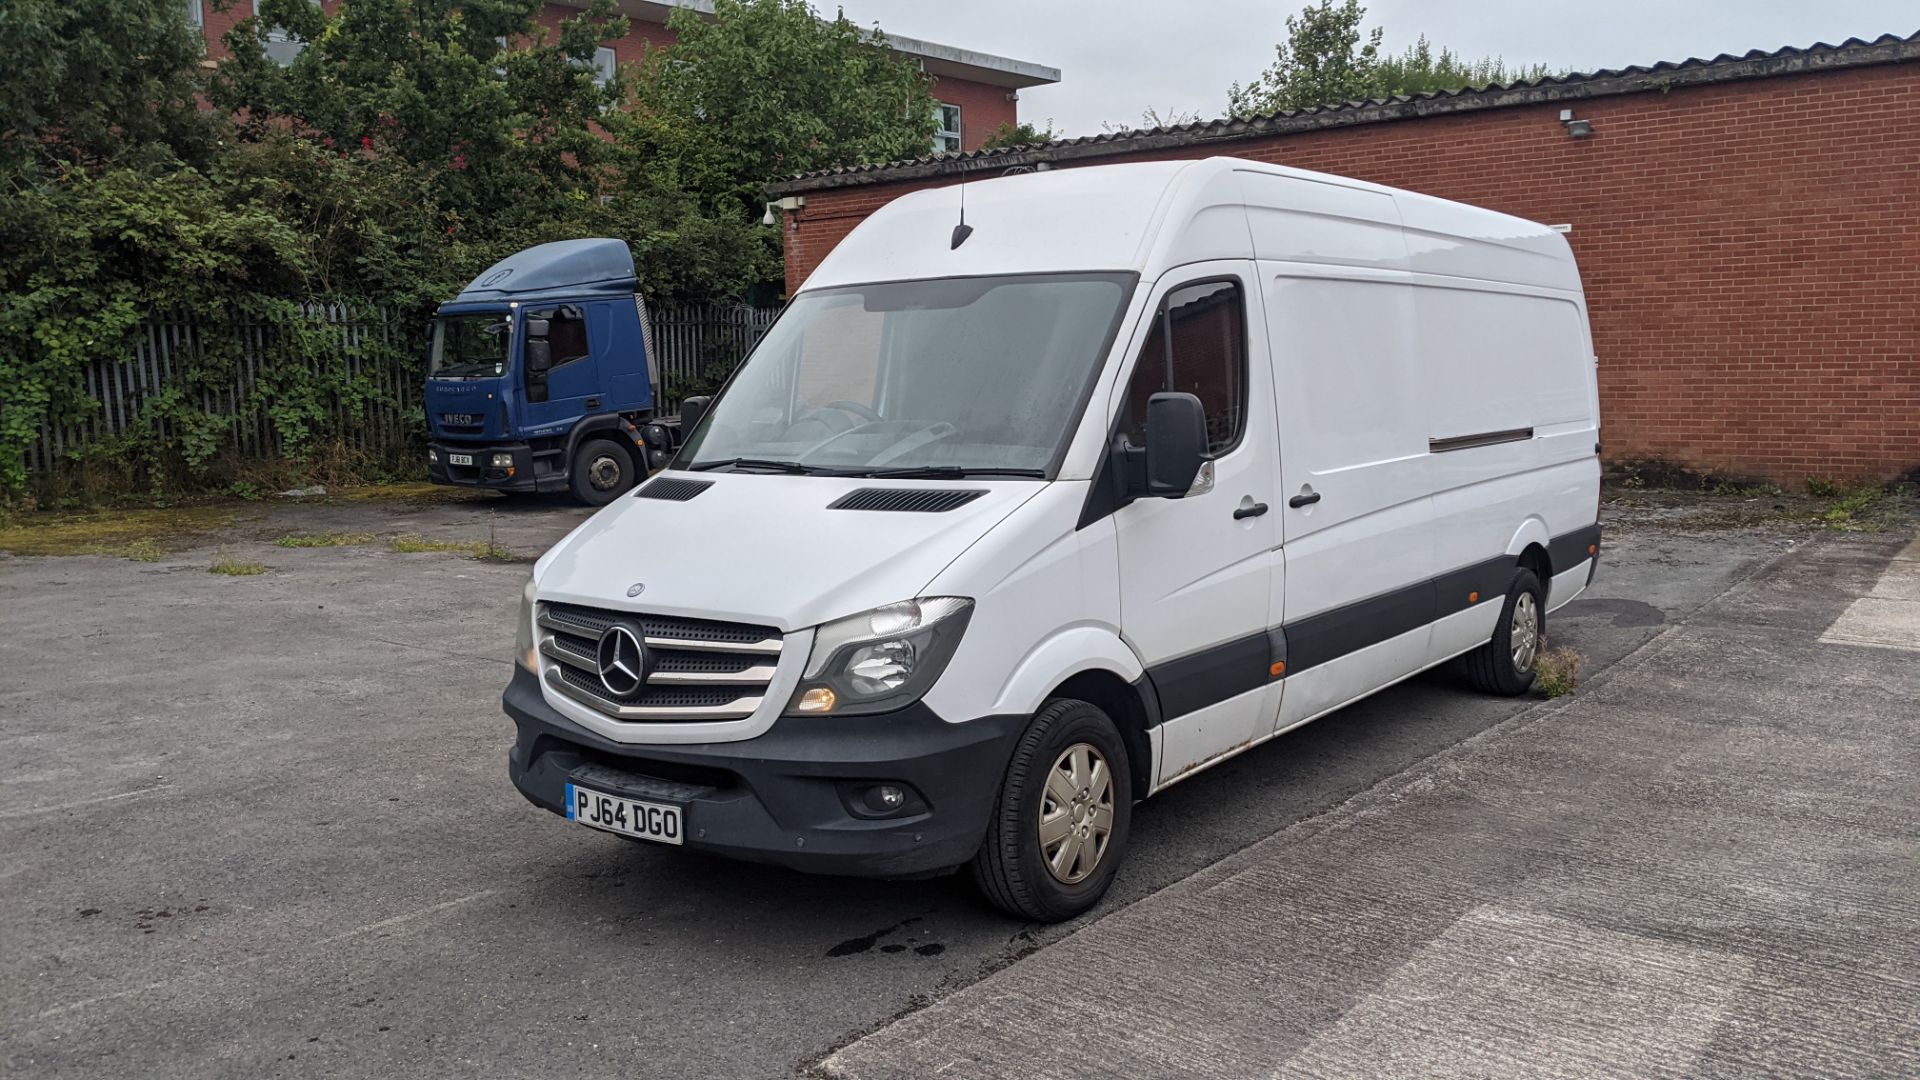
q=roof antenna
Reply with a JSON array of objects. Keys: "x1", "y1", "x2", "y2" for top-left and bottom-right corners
[{"x1": 950, "y1": 178, "x2": 973, "y2": 250}]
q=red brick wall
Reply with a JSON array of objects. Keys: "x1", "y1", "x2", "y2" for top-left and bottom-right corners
[
  {"x1": 781, "y1": 63, "x2": 1920, "y2": 484},
  {"x1": 931, "y1": 76, "x2": 1020, "y2": 151}
]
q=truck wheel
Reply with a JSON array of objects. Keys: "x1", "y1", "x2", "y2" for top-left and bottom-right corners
[
  {"x1": 1462, "y1": 567, "x2": 1544, "y2": 696},
  {"x1": 569, "y1": 438, "x2": 635, "y2": 506},
  {"x1": 970, "y1": 698, "x2": 1132, "y2": 922}
]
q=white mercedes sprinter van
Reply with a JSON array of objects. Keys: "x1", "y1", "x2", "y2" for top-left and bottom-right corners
[{"x1": 505, "y1": 157, "x2": 1602, "y2": 921}]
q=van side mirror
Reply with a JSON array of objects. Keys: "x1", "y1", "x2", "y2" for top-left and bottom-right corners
[
  {"x1": 525, "y1": 339, "x2": 552, "y2": 373},
  {"x1": 1145, "y1": 392, "x2": 1208, "y2": 497},
  {"x1": 680, "y1": 395, "x2": 712, "y2": 434}
]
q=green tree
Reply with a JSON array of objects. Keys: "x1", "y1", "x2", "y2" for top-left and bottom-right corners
[
  {"x1": 623, "y1": 0, "x2": 937, "y2": 217},
  {"x1": 214, "y1": 0, "x2": 630, "y2": 230},
  {"x1": 980, "y1": 119, "x2": 1057, "y2": 150},
  {"x1": 1229, "y1": 1, "x2": 1558, "y2": 116},
  {"x1": 0, "y1": 0, "x2": 217, "y2": 180},
  {"x1": 1375, "y1": 35, "x2": 1555, "y2": 96},
  {"x1": 1229, "y1": 0, "x2": 1383, "y2": 116}
]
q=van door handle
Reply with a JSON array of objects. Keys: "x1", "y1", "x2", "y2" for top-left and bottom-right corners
[
  {"x1": 1233, "y1": 502, "x2": 1269, "y2": 520},
  {"x1": 1288, "y1": 492, "x2": 1321, "y2": 508}
]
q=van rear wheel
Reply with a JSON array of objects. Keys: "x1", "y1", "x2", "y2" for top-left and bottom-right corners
[
  {"x1": 970, "y1": 698, "x2": 1132, "y2": 922},
  {"x1": 1462, "y1": 567, "x2": 1544, "y2": 696},
  {"x1": 568, "y1": 437, "x2": 635, "y2": 506}
]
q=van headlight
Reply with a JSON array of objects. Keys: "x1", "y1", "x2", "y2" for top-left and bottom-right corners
[
  {"x1": 788, "y1": 598, "x2": 972, "y2": 716},
  {"x1": 515, "y1": 576, "x2": 538, "y2": 672}
]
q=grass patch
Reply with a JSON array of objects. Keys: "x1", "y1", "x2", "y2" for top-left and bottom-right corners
[
  {"x1": 1820, "y1": 486, "x2": 1886, "y2": 531},
  {"x1": 208, "y1": 552, "x2": 266, "y2": 576},
  {"x1": 1535, "y1": 645, "x2": 1583, "y2": 698},
  {"x1": 388, "y1": 533, "x2": 524, "y2": 562},
  {"x1": 335, "y1": 481, "x2": 498, "y2": 507},
  {"x1": 0, "y1": 505, "x2": 240, "y2": 559},
  {"x1": 275, "y1": 532, "x2": 376, "y2": 548}
]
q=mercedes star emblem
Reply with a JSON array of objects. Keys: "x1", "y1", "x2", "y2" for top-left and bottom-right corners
[{"x1": 595, "y1": 624, "x2": 647, "y2": 698}]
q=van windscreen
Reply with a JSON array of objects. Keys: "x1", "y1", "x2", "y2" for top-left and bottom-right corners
[{"x1": 681, "y1": 273, "x2": 1135, "y2": 478}]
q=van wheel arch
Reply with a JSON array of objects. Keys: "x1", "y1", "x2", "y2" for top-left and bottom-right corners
[
  {"x1": 1517, "y1": 542, "x2": 1551, "y2": 586},
  {"x1": 1046, "y1": 669, "x2": 1155, "y2": 801}
]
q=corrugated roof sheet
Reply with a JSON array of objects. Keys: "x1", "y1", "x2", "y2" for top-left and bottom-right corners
[{"x1": 770, "y1": 31, "x2": 1920, "y2": 195}]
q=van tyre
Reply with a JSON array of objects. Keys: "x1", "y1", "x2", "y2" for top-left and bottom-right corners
[
  {"x1": 970, "y1": 698, "x2": 1132, "y2": 922},
  {"x1": 1463, "y1": 567, "x2": 1544, "y2": 696},
  {"x1": 569, "y1": 437, "x2": 634, "y2": 506}
]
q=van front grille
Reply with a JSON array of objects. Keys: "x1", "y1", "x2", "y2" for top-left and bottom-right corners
[{"x1": 536, "y1": 602, "x2": 783, "y2": 722}]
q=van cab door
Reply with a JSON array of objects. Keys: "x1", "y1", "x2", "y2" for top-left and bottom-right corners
[{"x1": 1107, "y1": 265, "x2": 1283, "y2": 789}]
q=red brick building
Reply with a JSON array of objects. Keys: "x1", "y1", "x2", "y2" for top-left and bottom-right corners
[
  {"x1": 187, "y1": 0, "x2": 1058, "y2": 154},
  {"x1": 769, "y1": 34, "x2": 1920, "y2": 486}
]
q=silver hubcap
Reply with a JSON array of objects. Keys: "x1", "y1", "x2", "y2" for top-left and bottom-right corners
[
  {"x1": 1510, "y1": 591, "x2": 1540, "y2": 673},
  {"x1": 1039, "y1": 742, "x2": 1114, "y2": 884},
  {"x1": 586, "y1": 454, "x2": 623, "y2": 491}
]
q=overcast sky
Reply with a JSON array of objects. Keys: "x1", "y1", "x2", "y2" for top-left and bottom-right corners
[{"x1": 829, "y1": 0, "x2": 1918, "y2": 136}]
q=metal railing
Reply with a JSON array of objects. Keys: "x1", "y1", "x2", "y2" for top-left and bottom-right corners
[{"x1": 24, "y1": 299, "x2": 779, "y2": 475}]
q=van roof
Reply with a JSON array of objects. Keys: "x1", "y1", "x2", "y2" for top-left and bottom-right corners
[{"x1": 800, "y1": 157, "x2": 1579, "y2": 294}]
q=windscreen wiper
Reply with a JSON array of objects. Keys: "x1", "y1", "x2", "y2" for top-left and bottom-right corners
[
  {"x1": 857, "y1": 466, "x2": 1048, "y2": 479},
  {"x1": 687, "y1": 457, "x2": 823, "y2": 474}
]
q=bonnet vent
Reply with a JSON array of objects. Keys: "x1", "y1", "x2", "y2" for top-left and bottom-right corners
[
  {"x1": 827, "y1": 488, "x2": 986, "y2": 513},
  {"x1": 634, "y1": 477, "x2": 714, "y2": 502}
]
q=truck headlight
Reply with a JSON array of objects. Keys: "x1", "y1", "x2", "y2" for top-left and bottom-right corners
[
  {"x1": 515, "y1": 576, "x2": 538, "y2": 672},
  {"x1": 788, "y1": 598, "x2": 972, "y2": 716},
  {"x1": 428, "y1": 448, "x2": 439, "y2": 463},
  {"x1": 491, "y1": 453, "x2": 514, "y2": 468}
]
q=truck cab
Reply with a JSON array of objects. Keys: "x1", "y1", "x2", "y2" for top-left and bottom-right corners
[{"x1": 424, "y1": 239, "x2": 677, "y2": 504}]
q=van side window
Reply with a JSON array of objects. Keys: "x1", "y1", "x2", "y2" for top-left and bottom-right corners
[
  {"x1": 1120, "y1": 281, "x2": 1246, "y2": 455},
  {"x1": 536, "y1": 307, "x2": 591, "y2": 368}
]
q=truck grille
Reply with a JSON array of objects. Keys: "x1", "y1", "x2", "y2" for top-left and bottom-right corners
[{"x1": 536, "y1": 602, "x2": 783, "y2": 722}]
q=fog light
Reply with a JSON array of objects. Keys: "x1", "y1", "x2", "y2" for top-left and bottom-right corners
[
  {"x1": 491, "y1": 453, "x2": 514, "y2": 468},
  {"x1": 864, "y1": 784, "x2": 907, "y2": 813},
  {"x1": 428, "y1": 448, "x2": 439, "y2": 463},
  {"x1": 794, "y1": 687, "x2": 836, "y2": 713}
]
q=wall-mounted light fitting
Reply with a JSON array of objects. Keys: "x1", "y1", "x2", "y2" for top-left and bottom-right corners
[
  {"x1": 760, "y1": 195, "x2": 805, "y2": 226},
  {"x1": 1560, "y1": 108, "x2": 1593, "y2": 138}
]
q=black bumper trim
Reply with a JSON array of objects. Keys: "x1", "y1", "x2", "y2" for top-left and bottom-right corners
[
  {"x1": 502, "y1": 667, "x2": 1026, "y2": 878},
  {"x1": 429, "y1": 442, "x2": 568, "y2": 494}
]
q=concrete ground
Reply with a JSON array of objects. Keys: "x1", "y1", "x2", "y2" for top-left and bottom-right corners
[
  {"x1": 825, "y1": 533, "x2": 1920, "y2": 1079},
  {"x1": 0, "y1": 488, "x2": 1911, "y2": 1078}
]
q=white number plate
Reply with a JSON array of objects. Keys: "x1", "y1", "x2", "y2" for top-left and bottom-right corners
[
  {"x1": 565, "y1": 783, "x2": 685, "y2": 845},
  {"x1": 447, "y1": 453, "x2": 475, "y2": 466}
]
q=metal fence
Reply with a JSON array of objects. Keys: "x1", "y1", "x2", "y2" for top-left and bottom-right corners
[{"x1": 24, "y1": 299, "x2": 780, "y2": 475}]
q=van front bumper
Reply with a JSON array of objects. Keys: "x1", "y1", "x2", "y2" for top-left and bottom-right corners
[{"x1": 502, "y1": 666, "x2": 1025, "y2": 878}]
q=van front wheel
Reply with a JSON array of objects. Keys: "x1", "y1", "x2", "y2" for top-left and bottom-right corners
[
  {"x1": 1462, "y1": 567, "x2": 1544, "y2": 696},
  {"x1": 970, "y1": 698, "x2": 1132, "y2": 922}
]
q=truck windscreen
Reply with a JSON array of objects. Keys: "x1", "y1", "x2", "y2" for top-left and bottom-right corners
[
  {"x1": 680, "y1": 273, "x2": 1135, "y2": 478},
  {"x1": 429, "y1": 313, "x2": 512, "y2": 379}
]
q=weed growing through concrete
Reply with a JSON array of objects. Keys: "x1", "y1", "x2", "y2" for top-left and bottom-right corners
[
  {"x1": 388, "y1": 531, "x2": 523, "y2": 562},
  {"x1": 1535, "y1": 645, "x2": 1583, "y2": 698},
  {"x1": 1821, "y1": 487, "x2": 1885, "y2": 531},
  {"x1": 208, "y1": 552, "x2": 266, "y2": 576},
  {"x1": 276, "y1": 532, "x2": 376, "y2": 548}
]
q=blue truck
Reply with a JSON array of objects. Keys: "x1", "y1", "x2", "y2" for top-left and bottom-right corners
[{"x1": 424, "y1": 239, "x2": 696, "y2": 505}]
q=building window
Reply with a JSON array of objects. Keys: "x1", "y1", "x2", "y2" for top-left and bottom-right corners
[
  {"x1": 934, "y1": 103, "x2": 962, "y2": 153},
  {"x1": 1120, "y1": 281, "x2": 1248, "y2": 456},
  {"x1": 185, "y1": 0, "x2": 203, "y2": 28},
  {"x1": 255, "y1": 0, "x2": 320, "y2": 66},
  {"x1": 592, "y1": 46, "x2": 617, "y2": 88}
]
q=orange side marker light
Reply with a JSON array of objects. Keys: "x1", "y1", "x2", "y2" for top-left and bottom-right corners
[
  {"x1": 1269, "y1": 661, "x2": 1286, "y2": 678},
  {"x1": 1468, "y1": 591, "x2": 1479, "y2": 604}
]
